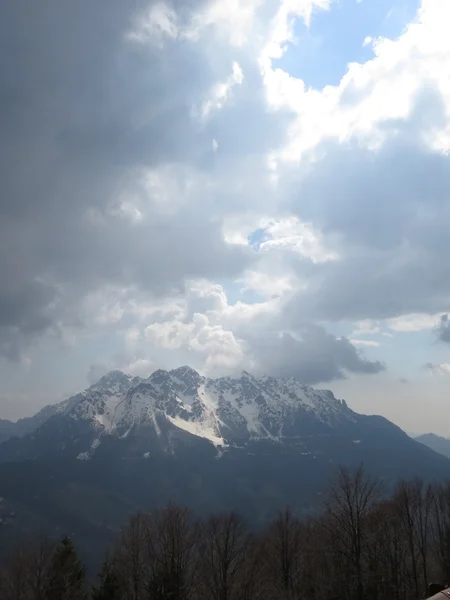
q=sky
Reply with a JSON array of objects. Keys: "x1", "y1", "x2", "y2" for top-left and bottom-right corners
[{"x1": 1, "y1": 0, "x2": 450, "y2": 435}]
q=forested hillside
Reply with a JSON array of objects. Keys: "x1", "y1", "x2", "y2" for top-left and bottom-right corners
[{"x1": 1, "y1": 467, "x2": 449, "y2": 600}]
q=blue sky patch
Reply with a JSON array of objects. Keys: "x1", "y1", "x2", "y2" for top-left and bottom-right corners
[{"x1": 273, "y1": 0, "x2": 421, "y2": 89}]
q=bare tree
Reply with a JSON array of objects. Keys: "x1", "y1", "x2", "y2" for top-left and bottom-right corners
[
  {"x1": 24, "y1": 537, "x2": 55, "y2": 600},
  {"x1": 114, "y1": 505, "x2": 198, "y2": 600},
  {"x1": 430, "y1": 482, "x2": 450, "y2": 585},
  {"x1": 324, "y1": 465, "x2": 382, "y2": 600},
  {"x1": 143, "y1": 504, "x2": 198, "y2": 600},
  {"x1": 197, "y1": 512, "x2": 251, "y2": 600},
  {"x1": 392, "y1": 479, "x2": 434, "y2": 598},
  {"x1": 0, "y1": 545, "x2": 28, "y2": 600},
  {"x1": 262, "y1": 507, "x2": 305, "y2": 600},
  {"x1": 115, "y1": 512, "x2": 148, "y2": 600},
  {"x1": 0, "y1": 536, "x2": 55, "y2": 600}
]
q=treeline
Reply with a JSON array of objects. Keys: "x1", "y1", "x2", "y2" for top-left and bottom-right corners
[{"x1": 2, "y1": 466, "x2": 450, "y2": 599}]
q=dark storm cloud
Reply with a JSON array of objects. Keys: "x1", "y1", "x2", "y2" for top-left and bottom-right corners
[
  {"x1": 283, "y1": 86, "x2": 450, "y2": 323},
  {"x1": 250, "y1": 325, "x2": 385, "y2": 384},
  {"x1": 0, "y1": 0, "x2": 252, "y2": 357}
]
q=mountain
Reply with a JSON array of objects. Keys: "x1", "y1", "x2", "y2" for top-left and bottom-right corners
[
  {"x1": 415, "y1": 433, "x2": 450, "y2": 458},
  {"x1": 0, "y1": 366, "x2": 364, "y2": 460},
  {"x1": 0, "y1": 404, "x2": 63, "y2": 443},
  {"x1": 0, "y1": 367, "x2": 449, "y2": 569},
  {"x1": 1, "y1": 365, "x2": 449, "y2": 483},
  {"x1": 0, "y1": 419, "x2": 17, "y2": 444}
]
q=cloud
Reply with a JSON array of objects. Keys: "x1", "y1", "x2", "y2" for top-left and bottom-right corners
[
  {"x1": 436, "y1": 314, "x2": 450, "y2": 343},
  {"x1": 349, "y1": 339, "x2": 380, "y2": 348},
  {"x1": 256, "y1": 0, "x2": 450, "y2": 329},
  {"x1": 119, "y1": 280, "x2": 385, "y2": 384},
  {"x1": 351, "y1": 321, "x2": 380, "y2": 336},
  {"x1": 87, "y1": 364, "x2": 109, "y2": 386},
  {"x1": 280, "y1": 90, "x2": 450, "y2": 324},
  {"x1": 251, "y1": 327, "x2": 385, "y2": 383},
  {"x1": 3, "y1": 0, "x2": 450, "y2": 410},
  {"x1": 200, "y1": 62, "x2": 244, "y2": 119},
  {"x1": 388, "y1": 313, "x2": 440, "y2": 333},
  {"x1": 0, "y1": 0, "x2": 256, "y2": 359},
  {"x1": 424, "y1": 362, "x2": 450, "y2": 375}
]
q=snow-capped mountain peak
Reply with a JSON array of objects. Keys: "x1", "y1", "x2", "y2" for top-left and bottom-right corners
[
  {"x1": 92, "y1": 370, "x2": 135, "y2": 392},
  {"x1": 46, "y1": 367, "x2": 355, "y2": 457},
  {"x1": 53, "y1": 370, "x2": 141, "y2": 433}
]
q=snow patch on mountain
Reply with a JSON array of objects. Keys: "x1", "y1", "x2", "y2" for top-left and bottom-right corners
[
  {"x1": 167, "y1": 415, "x2": 224, "y2": 446},
  {"x1": 41, "y1": 365, "x2": 356, "y2": 455}
]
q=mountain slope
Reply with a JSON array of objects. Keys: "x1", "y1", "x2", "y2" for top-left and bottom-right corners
[
  {"x1": 415, "y1": 433, "x2": 450, "y2": 458},
  {"x1": 1, "y1": 367, "x2": 450, "y2": 571},
  {"x1": 0, "y1": 403, "x2": 65, "y2": 443},
  {"x1": 0, "y1": 367, "x2": 365, "y2": 460},
  {"x1": 0, "y1": 419, "x2": 16, "y2": 444},
  {"x1": 1, "y1": 367, "x2": 449, "y2": 472}
]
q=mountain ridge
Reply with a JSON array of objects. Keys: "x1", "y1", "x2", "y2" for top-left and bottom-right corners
[
  {"x1": 1, "y1": 366, "x2": 450, "y2": 569},
  {"x1": 415, "y1": 432, "x2": 450, "y2": 458},
  {"x1": 0, "y1": 366, "x2": 374, "y2": 460}
]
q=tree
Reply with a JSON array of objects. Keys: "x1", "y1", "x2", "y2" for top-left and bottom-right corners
[
  {"x1": 431, "y1": 482, "x2": 450, "y2": 584},
  {"x1": 114, "y1": 513, "x2": 147, "y2": 600},
  {"x1": 0, "y1": 544, "x2": 28, "y2": 600},
  {"x1": 143, "y1": 505, "x2": 197, "y2": 600},
  {"x1": 43, "y1": 536, "x2": 87, "y2": 600},
  {"x1": 23, "y1": 536, "x2": 55, "y2": 600},
  {"x1": 114, "y1": 505, "x2": 197, "y2": 600},
  {"x1": 197, "y1": 512, "x2": 251, "y2": 600},
  {"x1": 262, "y1": 507, "x2": 304, "y2": 600},
  {"x1": 324, "y1": 465, "x2": 382, "y2": 600},
  {"x1": 92, "y1": 558, "x2": 124, "y2": 600},
  {"x1": 392, "y1": 479, "x2": 434, "y2": 598},
  {"x1": 0, "y1": 536, "x2": 55, "y2": 600}
]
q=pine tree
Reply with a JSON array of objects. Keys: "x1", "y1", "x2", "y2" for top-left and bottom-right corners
[
  {"x1": 44, "y1": 535, "x2": 87, "y2": 600},
  {"x1": 92, "y1": 558, "x2": 124, "y2": 600}
]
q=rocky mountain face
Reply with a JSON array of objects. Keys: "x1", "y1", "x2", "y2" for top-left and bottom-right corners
[
  {"x1": 2, "y1": 367, "x2": 449, "y2": 478},
  {"x1": 0, "y1": 404, "x2": 61, "y2": 444},
  {"x1": 0, "y1": 366, "x2": 369, "y2": 460},
  {"x1": 1, "y1": 367, "x2": 450, "y2": 570}
]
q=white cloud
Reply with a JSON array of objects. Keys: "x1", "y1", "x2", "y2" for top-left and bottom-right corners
[
  {"x1": 238, "y1": 270, "x2": 295, "y2": 298},
  {"x1": 199, "y1": 62, "x2": 244, "y2": 119},
  {"x1": 265, "y1": 0, "x2": 450, "y2": 164},
  {"x1": 121, "y1": 357, "x2": 155, "y2": 377},
  {"x1": 185, "y1": 0, "x2": 264, "y2": 46},
  {"x1": 144, "y1": 311, "x2": 247, "y2": 376},
  {"x1": 349, "y1": 339, "x2": 381, "y2": 348},
  {"x1": 425, "y1": 362, "x2": 450, "y2": 375},
  {"x1": 351, "y1": 320, "x2": 380, "y2": 336},
  {"x1": 258, "y1": 216, "x2": 339, "y2": 263},
  {"x1": 126, "y1": 2, "x2": 179, "y2": 45},
  {"x1": 388, "y1": 313, "x2": 441, "y2": 332}
]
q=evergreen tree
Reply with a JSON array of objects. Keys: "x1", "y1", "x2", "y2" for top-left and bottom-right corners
[
  {"x1": 44, "y1": 535, "x2": 87, "y2": 600},
  {"x1": 92, "y1": 558, "x2": 124, "y2": 600}
]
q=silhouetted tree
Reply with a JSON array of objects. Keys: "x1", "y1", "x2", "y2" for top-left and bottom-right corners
[
  {"x1": 115, "y1": 505, "x2": 197, "y2": 600},
  {"x1": 43, "y1": 536, "x2": 87, "y2": 600},
  {"x1": 262, "y1": 507, "x2": 304, "y2": 600},
  {"x1": 324, "y1": 466, "x2": 382, "y2": 600},
  {"x1": 197, "y1": 512, "x2": 250, "y2": 600},
  {"x1": 9, "y1": 472, "x2": 450, "y2": 600},
  {"x1": 114, "y1": 513, "x2": 147, "y2": 600},
  {"x1": 92, "y1": 558, "x2": 124, "y2": 600},
  {"x1": 143, "y1": 505, "x2": 197, "y2": 600}
]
